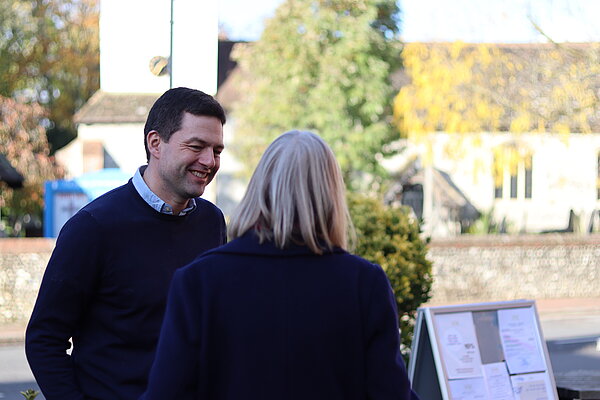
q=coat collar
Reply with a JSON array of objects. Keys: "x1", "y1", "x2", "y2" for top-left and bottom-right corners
[{"x1": 207, "y1": 230, "x2": 347, "y2": 257}]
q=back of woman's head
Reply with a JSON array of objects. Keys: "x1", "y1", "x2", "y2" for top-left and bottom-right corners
[{"x1": 229, "y1": 130, "x2": 352, "y2": 254}]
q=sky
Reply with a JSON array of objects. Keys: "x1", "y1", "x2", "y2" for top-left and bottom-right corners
[{"x1": 218, "y1": 0, "x2": 600, "y2": 43}]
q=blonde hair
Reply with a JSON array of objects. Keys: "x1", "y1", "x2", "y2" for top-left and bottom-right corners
[{"x1": 229, "y1": 130, "x2": 353, "y2": 254}]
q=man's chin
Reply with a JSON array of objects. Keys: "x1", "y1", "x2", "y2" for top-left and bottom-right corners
[
  {"x1": 191, "y1": 184, "x2": 207, "y2": 198},
  {"x1": 189, "y1": 178, "x2": 213, "y2": 198}
]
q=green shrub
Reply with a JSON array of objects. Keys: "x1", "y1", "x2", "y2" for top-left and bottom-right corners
[
  {"x1": 348, "y1": 193, "x2": 433, "y2": 360},
  {"x1": 20, "y1": 389, "x2": 39, "y2": 400},
  {"x1": 465, "y1": 207, "x2": 511, "y2": 234}
]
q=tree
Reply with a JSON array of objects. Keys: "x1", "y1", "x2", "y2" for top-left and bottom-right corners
[
  {"x1": 0, "y1": 96, "x2": 63, "y2": 236},
  {"x1": 394, "y1": 42, "x2": 600, "y2": 137},
  {"x1": 230, "y1": 0, "x2": 401, "y2": 190},
  {"x1": 348, "y1": 193, "x2": 432, "y2": 359},
  {"x1": 0, "y1": 0, "x2": 100, "y2": 153},
  {"x1": 393, "y1": 42, "x2": 600, "y2": 234}
]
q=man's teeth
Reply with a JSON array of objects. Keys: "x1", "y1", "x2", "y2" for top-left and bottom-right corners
[{"x1": 191, "y1": 171, "x2": 208, "y2": 178}]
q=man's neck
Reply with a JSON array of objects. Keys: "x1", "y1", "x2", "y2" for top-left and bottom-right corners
[{"x1": 141, "y1": 164, "x2": 190, "y2": 215}]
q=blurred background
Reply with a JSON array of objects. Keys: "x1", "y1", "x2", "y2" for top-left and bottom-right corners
[{"x1": 1, "y1": 0, "x2": 599, "y2": 399}]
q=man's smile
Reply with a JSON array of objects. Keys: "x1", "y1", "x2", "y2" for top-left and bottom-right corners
[{"x1": 190, "y1": 170, "x2": 209, "y2": 179}]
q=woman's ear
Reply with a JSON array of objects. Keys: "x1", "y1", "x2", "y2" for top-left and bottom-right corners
[{"x1": 146, "y1": 131, "x2": 161, "y2": 159}]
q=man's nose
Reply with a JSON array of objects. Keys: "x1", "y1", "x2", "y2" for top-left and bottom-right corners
[{"x1": 198, "y1": 148, "x2": 216, "y2": 168}]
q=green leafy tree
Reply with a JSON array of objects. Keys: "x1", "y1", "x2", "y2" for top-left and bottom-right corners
[
  {"x1": 0, "y1": 0, "x2": 100, "y2": 153},
  {"x1": 0, "y1": 96, "x2": 63, "y2": 236},
  {"x1": 348, "y1": 193, "x2": 432, "y2": 359},
  {"x1": 231, "y1": 0, "x2": 401, "y2": 190}
]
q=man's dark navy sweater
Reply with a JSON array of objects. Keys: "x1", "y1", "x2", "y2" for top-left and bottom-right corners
[{"x1": 25, "y1": 180, "x2": 226, "y2": 400}]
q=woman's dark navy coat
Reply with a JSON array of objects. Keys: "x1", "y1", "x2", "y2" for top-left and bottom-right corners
[{"x1": 141, "y1": 231, "x2": 419, "y2": 400}]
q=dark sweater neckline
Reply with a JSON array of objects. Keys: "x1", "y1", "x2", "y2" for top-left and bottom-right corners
[{"x1": 124, "y1": 180, "x2": 202, "y2": 221}]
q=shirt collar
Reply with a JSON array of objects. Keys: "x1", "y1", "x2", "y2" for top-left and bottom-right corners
[{"x1": 132, "y1": 166, "x2": 196, "y2": 216}]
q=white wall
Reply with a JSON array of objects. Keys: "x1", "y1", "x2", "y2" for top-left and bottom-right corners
[
  {"x1": 214, "y1": 116, "x2": 248, "y2": 217},
  {"x1": 100, "y1": 0, "x2": 218, "y2": 94},
  {"x1": 57, "y1": 123, "x2": 146, "y2": 177},
  {"x1": 421, "y1": 132, "x2": 600, "y2": 233}
]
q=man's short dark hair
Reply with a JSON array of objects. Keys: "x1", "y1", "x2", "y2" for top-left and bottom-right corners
[{"x1": 144, "y1": 87, "x2": 226, "y2": 161}]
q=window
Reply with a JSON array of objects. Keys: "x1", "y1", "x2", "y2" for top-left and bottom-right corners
[
  {"x1": 83, "y1": 141, "x2": 103, "y2": 173},
  {"x1": 525, "y1": 162, "x2": 532, "y2": 199},
  {"x1": 493, "y1": 145, "x2": 533, "y2": 200},
  {"x1": 597, "y1": 152, "x2": 600, "y2": 200},
  {"x1": 510, "y1": 173, "x2": 518, "y2": 198},
  {"x1": 83, "y1": 141, "x2": 120, "y2": 172},
  {"x1": 493, "y1": 154, "x2": 503, "y2": 199}
]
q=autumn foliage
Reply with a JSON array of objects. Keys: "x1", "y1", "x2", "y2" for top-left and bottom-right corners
[
  {"x1": 0, "y1": 0, "x2": 100, "y2": 152},
  {"x1": 394, "y1": 42, "x2": 600, "y2": 137},
  {"x1": 0, "y1": 96, "x2": 63, "y2": 235}
]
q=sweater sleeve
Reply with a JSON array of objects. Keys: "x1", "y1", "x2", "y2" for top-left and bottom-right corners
[
  {"x1": 140, "y1": 268, "x2": 200, "y2": 400},
  {"x1": 25, "y1": 211, "x2": 104, "y2": 400},
  {"x1": 364, "y1": 265, "x2": 420, "y2": 400}
]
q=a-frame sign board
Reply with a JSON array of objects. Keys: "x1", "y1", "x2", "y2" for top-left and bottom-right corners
[{"x1": 408, "y1": 300, "x2": 559, "y2": 400}]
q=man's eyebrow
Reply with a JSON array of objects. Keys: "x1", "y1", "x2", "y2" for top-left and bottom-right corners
[{"x1": 186, "y1": 138, "x2": 224, "y2": 150}]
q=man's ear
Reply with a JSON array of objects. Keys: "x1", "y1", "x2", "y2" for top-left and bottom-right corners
[{"x1": 146, "y1": 131, "x2": 161, "y2": 159}]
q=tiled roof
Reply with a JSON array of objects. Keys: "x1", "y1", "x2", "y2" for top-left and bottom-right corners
[
  {"x1": 74, "y1": 91, "x2": 160, "y2": 124},
  {"x1": 75, "y1": 40, "x2": 243, "y2": 123},
  {"x1": 218, "y1": 40, "x2": 242, "y2": 89}
]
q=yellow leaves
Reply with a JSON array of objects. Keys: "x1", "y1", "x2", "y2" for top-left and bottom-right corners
[
  {"x1": 507, "y1": 147, "x2": 521, "y2": 175},
  {"x1": 536, "y1": 120, "x2": 546, "y2": 133},
  {"x1": 523, "y1": 153, "x2": 532, "y2": 169},
  {"x1": 510, "y1": 114, "x2": 531, "y2": 133},
  {"x1": 492, "y1": 143, "x2": 532, "y2": 185},
  {"x1": 394, "y1": 42, "x2": 600, "y2": 139},
  {"x1": 394, "y1": 42, "x2": 501, "y2": 135},
  {"x1": 569, "y1": 64, "x2": 579, "y2": 79},
  {"x1": 475, "y1": 102, "x2": 502, "y2": 127},
  {"x1": 492, "y1": 147, "x2": 505, "y2": 187},
  {"x1": 553, "y1": 123, "x2": 571, "y2": 135},
  {"x1": 477, "y1": 45, "x2": 493, "y2": 66},
  {"x1": 506, "y1": 61, "x2": 515, "y2": 72},
  {"x1": 450, "y1": 41, "x2": 466, "y2": 59},
  {"x1": 446, "y1": 113, "x2": 464, "y2": 133}
]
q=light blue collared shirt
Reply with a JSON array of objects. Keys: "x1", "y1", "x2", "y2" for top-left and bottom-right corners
[{"x1": 132, "y1": 166, "x2": 196, "y2": 216}]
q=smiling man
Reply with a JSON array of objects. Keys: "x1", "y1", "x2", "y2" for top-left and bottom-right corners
[{"x1": 25, "y1": 87, "x2": 227, "y2": 400}]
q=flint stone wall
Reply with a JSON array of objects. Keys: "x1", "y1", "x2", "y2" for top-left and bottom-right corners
[
  {"x1": 0, "y1": 239, "x2": 54, "y2": 324},
  {"x1": 427, "y1": 234, "x2": 600, "y2": 304},
  {"x1": 1, "y1": 234, "x2": 599, "y2": 323}
]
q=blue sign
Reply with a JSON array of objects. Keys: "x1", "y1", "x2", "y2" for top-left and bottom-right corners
[{"x1": 44, "y1": 168, "x2": 130, "y2": 237}]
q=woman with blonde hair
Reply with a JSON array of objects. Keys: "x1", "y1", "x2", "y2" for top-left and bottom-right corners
[{"x1": 141, "y1": 130, "x2": 419, "y2": 400}]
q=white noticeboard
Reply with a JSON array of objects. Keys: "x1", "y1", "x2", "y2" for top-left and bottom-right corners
[{"x1": 408, "y1": 300, "x2": 558, "y2": 400}]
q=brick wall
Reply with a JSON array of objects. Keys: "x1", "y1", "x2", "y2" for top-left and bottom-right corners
[{"x1": 1, "y1": 234, "x2": 599, "y2": 323}]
